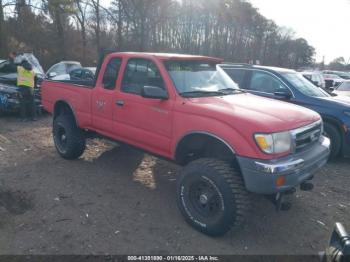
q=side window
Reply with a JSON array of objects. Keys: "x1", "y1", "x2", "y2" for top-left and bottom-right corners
[
  {"x1": 224, "y1": 68, "x2": 246, "y2": 88},
  {"x1": 102, "y1": 58, "x2": 122, "y2": 90},
  {"x1": 249, "y1": 71, "x2": 288, "y2": 94},
  {"x1": 121, "y1": 58, "x2": 165, "y2": 95},
  {"x1": 70, "y1": 69, "x2": 82, "y2": 79}
]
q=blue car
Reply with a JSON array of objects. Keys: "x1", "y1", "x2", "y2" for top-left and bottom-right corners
[{"x1": 220, "y1": 64, "x2": 350, "y2": 159}]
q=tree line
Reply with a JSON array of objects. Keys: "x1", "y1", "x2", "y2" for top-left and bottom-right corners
[{"x1": 1, "y1": 0, "x2": 316, "y2": 70}]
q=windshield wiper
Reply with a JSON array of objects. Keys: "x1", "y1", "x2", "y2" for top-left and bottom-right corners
[
  {"x1": 218, "y1": 88, "x2": 245, "y2": 94},
  {"x1": 179, "y1": 90, "x2": 227, "y2": 97}
]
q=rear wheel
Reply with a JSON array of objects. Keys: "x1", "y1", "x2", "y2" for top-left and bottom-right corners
[
  {"x1": 324, "y1": 123, "x2": 341, "y2": 160},
  {"x1": 176, "y1": 158, "x2": 250, "y2": 236},
  {"x1": 53, "y1": 114, "x2": 86, "y2": 159}
]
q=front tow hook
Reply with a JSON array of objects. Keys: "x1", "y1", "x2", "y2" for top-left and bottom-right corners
[
  {"x1": 300, "y1": 182, "x2": 314, "y2": 191},
  {"x1": 267, "y1": 191, "x2": 294, "y2": 212}
]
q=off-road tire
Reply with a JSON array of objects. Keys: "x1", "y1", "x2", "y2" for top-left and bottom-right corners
[
  {"x1": 176, "y1": 158, "x2": 250, "y2": 236},
  {"x1": 324, "y1": 123, "x2": 341, "y2": 160},
  {"x1": 53, "y1": 114, "x2": 86, "y2": 160}
]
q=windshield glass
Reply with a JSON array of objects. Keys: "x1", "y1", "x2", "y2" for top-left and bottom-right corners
[
  {"x1": 282, "y1": 72, "x2": 329, "y2": 97},
  {"x1": 164, "y1": 61, "x2": 239, "y2": 97}
]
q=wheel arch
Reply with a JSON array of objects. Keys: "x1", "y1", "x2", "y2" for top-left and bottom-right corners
[
  {"x1": 321, "y1": 114, "x2": 345, "y2": 137},
  {"x1": 174, "y1": 132, "x2": 238, "y2": 166},
  {"x1": 53, "y1": 100, "x2": 78, "y2": 126}
]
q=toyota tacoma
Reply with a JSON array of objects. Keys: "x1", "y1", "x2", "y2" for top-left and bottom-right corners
[{"x1": 42, "y1": 52, "x2": 330, "y2": 236}]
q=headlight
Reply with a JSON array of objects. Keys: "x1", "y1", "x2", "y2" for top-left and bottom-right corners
[{"x1": 254, "y1": 131, "x2": 292, "y2": 154}]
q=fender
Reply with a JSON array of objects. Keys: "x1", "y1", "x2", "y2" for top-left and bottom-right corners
[
  {"x1": 175, "y1": 131, "x2": 236, "y2": 155},
  {"x1": 321, "y1": 114, "x2": 346, "y2": 135},
  {"x1": 53, "y1": 100, "x2": 79, "y2": 126},
  {"x1": 174, "y1": 131, "x2": 238, "y2": 165}
]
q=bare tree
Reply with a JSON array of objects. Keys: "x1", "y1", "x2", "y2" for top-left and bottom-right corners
[
  {"x1": 1, "y1": 0, "x2": 317, "y2": 69},
  {"x1": 73, "y1": 0, "x2": 89, "y2": 63}
]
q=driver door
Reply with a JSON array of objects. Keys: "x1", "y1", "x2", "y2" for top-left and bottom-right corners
[{"x1": 114, "y1": 58, "x2": 174, "y2": 155}]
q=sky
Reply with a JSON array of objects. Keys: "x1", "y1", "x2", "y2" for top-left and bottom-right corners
[
  {"x1": 100, "y1": 0, "x2": 350, "y2": 64},
  {"x1": 249, "y1": 0, "x2": 350, "y2": 63}
]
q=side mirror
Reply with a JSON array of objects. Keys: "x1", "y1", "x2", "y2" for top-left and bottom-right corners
[
  {"x1": 48, "y1": 72, "x2": 57, "y2": 78},
  {"x1": 141, "y1": 86, "x2": 168, "y2": 100},
  {"x1": 274, "y1": 91, "x2": 292, "y2": 100}
]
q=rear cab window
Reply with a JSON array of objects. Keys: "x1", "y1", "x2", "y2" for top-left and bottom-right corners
[{"x1": 102, "y1": 58, "x2": 122, "y2": 90}]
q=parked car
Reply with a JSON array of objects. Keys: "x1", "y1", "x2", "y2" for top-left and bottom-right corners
[
  {"x1": 334, "y1": 80, "x2": 350, "y2": 97},
  {"x1": 302, "y1": 71, "x2": 326, "y2": 88},
  {"x1": 323, "y1": 73, "x2": 344, "y2": 89},
  {"x1": 0, "y1": 59, "x2": 5, "y2": 64},
  {"x1": 323, "y1": 70, "x2": 350, "y2": 80},
  {"x1": 84, "y1": 67, "x2": 96, "y2": 75},
  {"x1": 46, "y1": 61, "x2": 82, "y2": 80},
  {"x1": 220, "y1": 64, "x2": 350, "y2": 159},
  {"x1": 0, "y1": 53, "x2": 44, "y2": 115},
  {"x1": 50, "y1": 67, "x2": 96, "y2": 81},
  {"x1": 42, "y1": 52, "x2": 330, "y2": 236}
]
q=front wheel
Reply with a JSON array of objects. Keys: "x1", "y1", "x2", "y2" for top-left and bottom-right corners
[
  {"x1": 176, "y1": 158, "x2": 250, "y2": 236},
  {"x1": 53, "y1": 114, "x2": 86, "y2": 160}
]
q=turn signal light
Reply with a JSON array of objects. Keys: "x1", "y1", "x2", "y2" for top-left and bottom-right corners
[{"x1": 276, "y1": 176, "x2": 286, "y2": 187}]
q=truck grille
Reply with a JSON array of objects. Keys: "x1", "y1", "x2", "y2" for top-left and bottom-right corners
[{"x1": 293, "y1": 120, "x2": 323, "y2": 152}]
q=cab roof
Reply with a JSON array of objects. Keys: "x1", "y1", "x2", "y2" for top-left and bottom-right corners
[{"x1": 112, "y1": 52, "x2": 223, "y2": 63}]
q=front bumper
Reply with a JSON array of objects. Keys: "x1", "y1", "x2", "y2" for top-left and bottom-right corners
[
  {"x1": 0, "y1": 92, "x2": 41, "y2": 113},
  {"x1": 237, "y1": 136, "x2": 330, "y2": 194},
  {"x1": 0, "y1": 93, "x2": 20, "y2": 112}
]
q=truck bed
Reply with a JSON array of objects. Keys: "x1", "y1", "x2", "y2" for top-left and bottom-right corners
[{"x1": 41, "y1": 80, "x2": 94, "y2": 128}]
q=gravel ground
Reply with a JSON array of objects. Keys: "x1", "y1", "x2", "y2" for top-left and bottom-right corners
[{"x1": 0, "y1": 115, "x2": 349, "y2": 255}]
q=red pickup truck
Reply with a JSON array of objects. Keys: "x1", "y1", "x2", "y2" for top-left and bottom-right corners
[{"x1": 42, "y1": 52, "x2": 330, "y2": 236}]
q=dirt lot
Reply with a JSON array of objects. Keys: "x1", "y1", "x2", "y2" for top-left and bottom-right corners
[{"x1": 0, "y1": 115, "x2": 349, "y2": 255}]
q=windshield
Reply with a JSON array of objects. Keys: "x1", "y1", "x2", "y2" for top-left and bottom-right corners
[
  {"x1": 282, "y1": 72, "x2": 330, "y2": 97},
  {"x1": 164, "y1": 61, "x2": 239, "y2": 97}
]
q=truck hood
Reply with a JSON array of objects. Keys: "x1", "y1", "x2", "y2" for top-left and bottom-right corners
[{"x1": 182, "y1": 93, "x2": 320, "y2": 133}]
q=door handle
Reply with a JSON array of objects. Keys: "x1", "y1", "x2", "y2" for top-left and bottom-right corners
[{"x1": 116, "y1": 100, "x2": 124, "y2": 107}]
